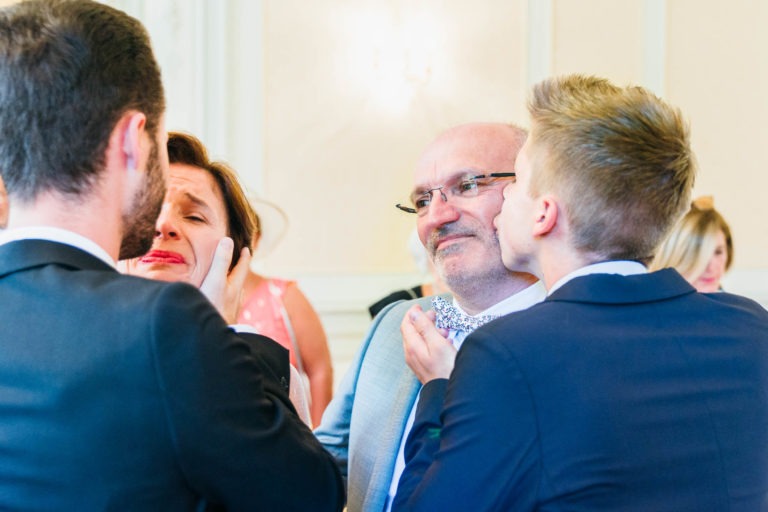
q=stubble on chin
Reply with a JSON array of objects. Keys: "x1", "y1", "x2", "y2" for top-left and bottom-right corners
[
  {"x1": 119, "y1": 213, "x2": 157, "y2": 260},
  {"x1": 119, "y1": 193, "x2": 163, "y2": 260},
  {"x1": 432, "y1": 236, "x2": 510, "y2": 296},
  {"x1": 118, "y1": 146, "x2": 166, "y2": 260}
]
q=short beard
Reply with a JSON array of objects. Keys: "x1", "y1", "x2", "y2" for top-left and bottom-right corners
[
  {"x1": 429, "y1": 224, "x2": 509, "y2": 299},
  {"x1": 119, "y1": 144, "x2": 166, "y2": 260}
]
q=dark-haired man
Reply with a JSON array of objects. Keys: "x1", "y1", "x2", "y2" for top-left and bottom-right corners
[{"x1": 0, "y1": 1, "x2": 343, "y2": 510}]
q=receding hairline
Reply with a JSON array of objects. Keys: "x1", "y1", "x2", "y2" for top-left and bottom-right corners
[
  {"x1": 414, "y1": 122, "x2": 527, "y2": 179},
  {"x1": 431, "y1": 122, "x2": 527, "y2": 147}
]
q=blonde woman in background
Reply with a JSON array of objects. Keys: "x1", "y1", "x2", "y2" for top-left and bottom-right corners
[
  {"x1": 238, "y1": 200, "x2": 333, "y2": 427},
  {"x1": 651, "y1": 196, "x2": 733, "y2": 292}
]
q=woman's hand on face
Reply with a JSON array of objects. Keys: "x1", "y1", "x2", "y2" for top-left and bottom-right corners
[{"x1": 199, "y1": 237, "x2": 251, "y2": 323}]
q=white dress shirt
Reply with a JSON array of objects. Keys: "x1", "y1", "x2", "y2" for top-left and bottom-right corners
[
  {"x1": 0, "y1": 226, "x2": 260, "y2": 335},
  {"x1": 0, "y1": 226, "x2": 115, "y2": 266},
  {"x1": 548, "y1": 260, "x2": 647, "y2": 295}
]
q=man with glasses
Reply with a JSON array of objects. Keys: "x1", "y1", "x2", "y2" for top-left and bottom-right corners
[
  {"x1": 394, "y1": 75, "x2": 768, "y2": 510},
  {"x1": 315, "y1": 122, "x2": 546, "y2": 511}
]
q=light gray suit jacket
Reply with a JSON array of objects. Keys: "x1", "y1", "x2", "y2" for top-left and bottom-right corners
[{"x1": 315, "y1": 296, "x2": 438, "y2": 512}]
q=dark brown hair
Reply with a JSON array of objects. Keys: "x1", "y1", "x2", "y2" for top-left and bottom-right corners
[
  {"x1": 0, "y1": 0, "x2": 165, "y2": 200},
  {"x1": 167, "y1": 132, "x2": 257, "y2": 269}
]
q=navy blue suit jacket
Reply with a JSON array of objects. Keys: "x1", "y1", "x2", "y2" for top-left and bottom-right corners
[
  {"x1": 394, "y1": 269, "x2": 768, "y2": 511},
  {"x1": 0, "y1": 240, "x2": 344, "y2": 511}
]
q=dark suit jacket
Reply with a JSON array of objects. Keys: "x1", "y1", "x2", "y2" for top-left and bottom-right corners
[
  {"x1": 0, "y1": 240, "x2": 344, "y2": 511},
  {"x1": 394, "y1": 269, "x2": 768, "y2": 511}
]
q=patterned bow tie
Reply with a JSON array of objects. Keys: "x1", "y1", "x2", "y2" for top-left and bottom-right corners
[{"x1": 431, "y1": 296, "x2": 499, "y2": 333}]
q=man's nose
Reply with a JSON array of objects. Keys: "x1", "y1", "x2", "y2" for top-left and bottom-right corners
[{"x1": 422, "y1": 191, "x2": 460, "y2": 227}]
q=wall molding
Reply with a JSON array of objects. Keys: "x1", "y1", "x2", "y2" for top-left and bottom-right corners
[
  {"x1": 104, "y1": 0, "x2": 266, "y2": 192},
  {"x1": 297, "y1": 272, "x2": 423, "y2": 313},
  {"x1": 643, "y1": 0, "x2": 667, "y2": 95},
  {"x1": 526, "y1": 0, "x2": 553, "y2": 87}
]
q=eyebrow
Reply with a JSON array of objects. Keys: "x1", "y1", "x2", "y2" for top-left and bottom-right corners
[{"x1": 180, "y1": 191, "x2": 213, "y2": 214}]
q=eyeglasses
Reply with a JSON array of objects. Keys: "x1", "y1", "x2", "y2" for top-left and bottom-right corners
[{"x1": 396, "y1": 172, "x2": 515, "y2": 216}]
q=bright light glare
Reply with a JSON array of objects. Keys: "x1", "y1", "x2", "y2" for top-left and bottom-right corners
[{"x1": 338, "y1": 8, "x2": 443, "y2": 114}]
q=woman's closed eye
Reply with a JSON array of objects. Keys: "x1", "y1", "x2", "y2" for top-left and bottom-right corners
[{"x1": 184, "y1": 213, "x2": 207, "y2": 223}]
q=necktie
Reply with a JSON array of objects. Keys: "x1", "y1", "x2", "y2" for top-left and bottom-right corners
[{"x1": 431, "y1": 296, "x2": 499, "y2": 332}]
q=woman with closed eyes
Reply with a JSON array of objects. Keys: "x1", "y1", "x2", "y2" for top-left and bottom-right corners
[{"x1": 124, "y1": 131, "x2": 311, "y2": 424}]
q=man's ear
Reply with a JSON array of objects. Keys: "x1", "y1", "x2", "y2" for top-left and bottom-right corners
[
  {"x1": 532, "y1": 194, "x2": 559, "y2": 237},
  {"x1": 121, "y1": 112, "x2": 147, "y2": 173},
  {"x1": 105, "y1": 111, "x2": 149, "y2": 214}
]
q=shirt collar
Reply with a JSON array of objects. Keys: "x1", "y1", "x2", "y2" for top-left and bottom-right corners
[
  {"x1": 548, "y1": 260, "x2": 647, "y2": 295},
  {"x1": 452, "y1": 280, "x2": 547, "y2": 318},
  {"x1": 447, "y1": 280, "x2": 546, "y2": 349},
  {"x1": 0, "y1": 226, "x2": 116, "y2": 268}
]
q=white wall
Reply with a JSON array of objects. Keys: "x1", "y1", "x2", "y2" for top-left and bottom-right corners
[
  {"x1": 105, "y1": 0, "x2": 768, "y2": 388},
  {"x1": 106, "y1": 0, "x2": 266, "y2": 191}
]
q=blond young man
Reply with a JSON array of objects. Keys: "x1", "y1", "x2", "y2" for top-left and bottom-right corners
[{"x1": 397, "y1": 75, "x2": 768, "y2": 511}]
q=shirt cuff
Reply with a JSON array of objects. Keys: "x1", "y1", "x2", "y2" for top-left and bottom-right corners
[{"x1": 229, "y1": 323, "x2": 259, "y2": 335}]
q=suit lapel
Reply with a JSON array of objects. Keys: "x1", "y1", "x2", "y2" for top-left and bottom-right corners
[
  {"x1": 349, "y1": 296, "x2": 434, "y2": 512},
  {"x1": 363, "y1": 362, "x2": 421, "y2": 511},
  {"x1": 0, "y1": 239, "x2": 114, "y2": 278}
]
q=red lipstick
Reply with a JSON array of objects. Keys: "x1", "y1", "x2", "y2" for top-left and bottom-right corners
[{"x1": 139, "y1": 250, "x2": 186, "y2": 264}]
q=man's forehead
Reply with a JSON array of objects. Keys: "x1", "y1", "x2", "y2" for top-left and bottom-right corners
[{"x1": 412, "y1": 131, "x2": 516, "y2": 186}]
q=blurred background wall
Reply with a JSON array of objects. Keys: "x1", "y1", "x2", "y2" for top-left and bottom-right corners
[{"x1": 100, "y1": 0, "x2": 768, "y2": 385}]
